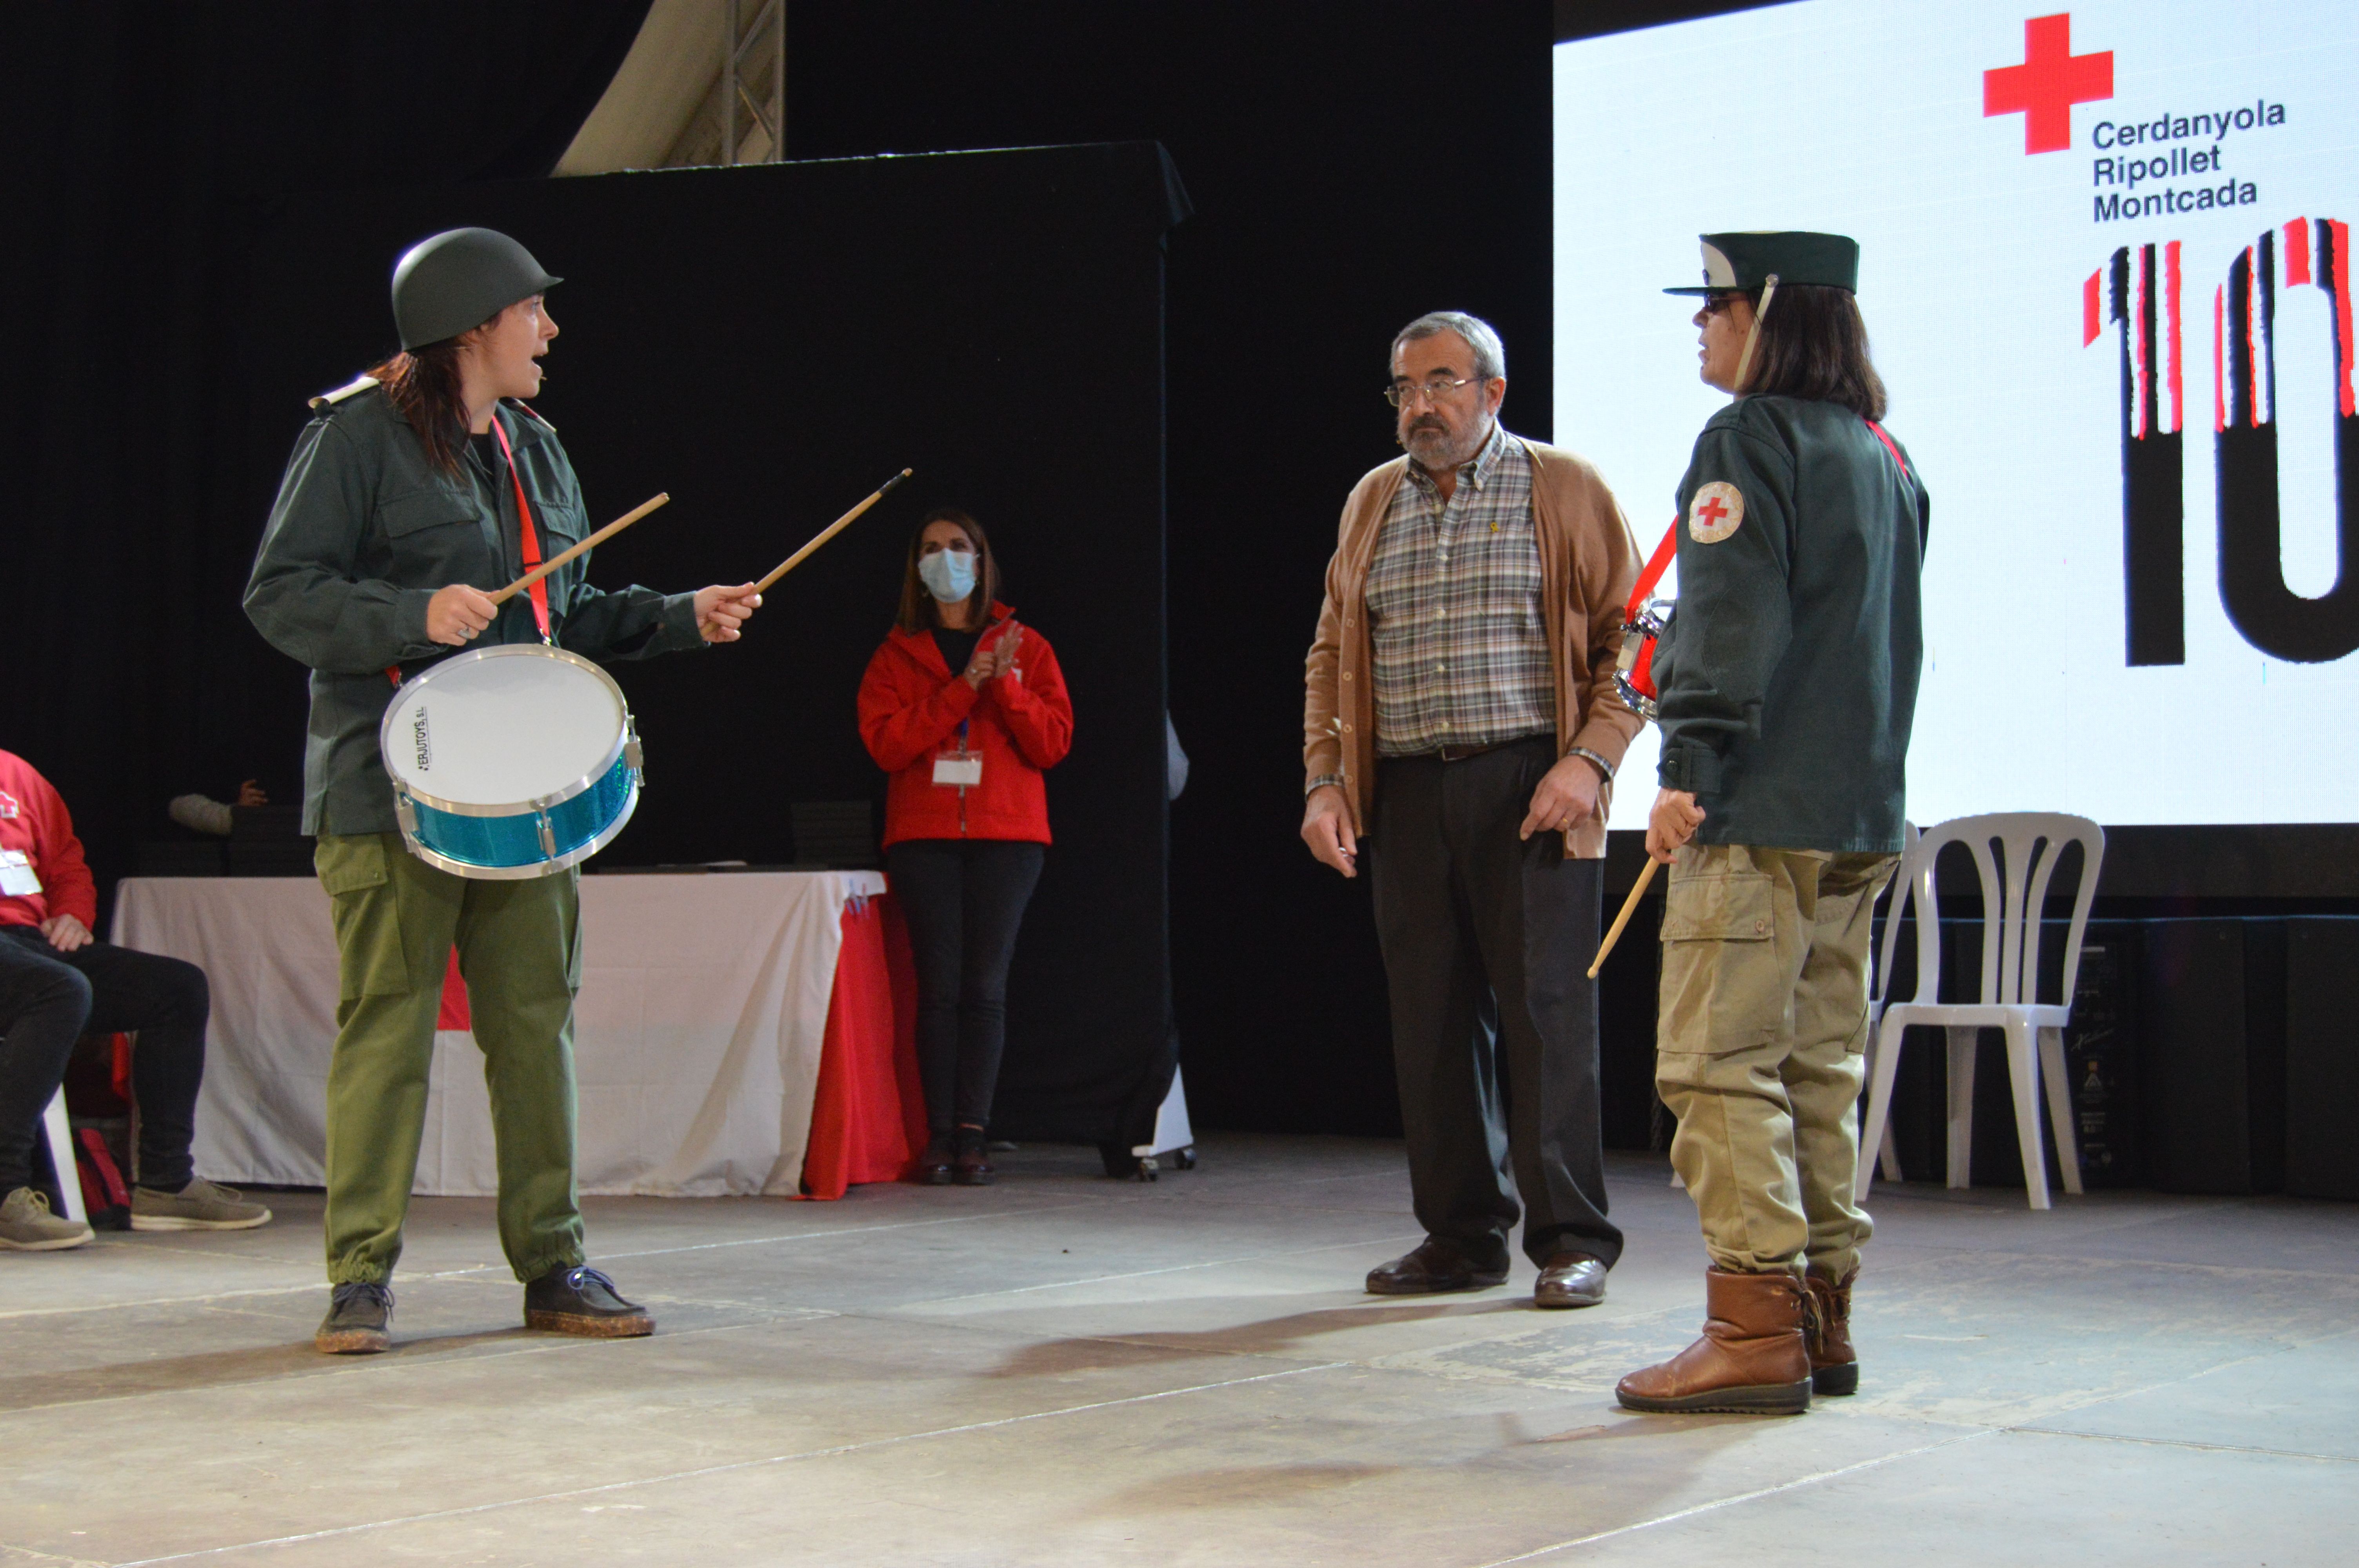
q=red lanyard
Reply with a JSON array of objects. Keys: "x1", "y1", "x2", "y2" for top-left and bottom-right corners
[
  {"x1": 384, "y1": 409, "x2": 554, "y2": 690},
  {"x1": 489, "y1": 412, "x2": 553, "y2": 642}
]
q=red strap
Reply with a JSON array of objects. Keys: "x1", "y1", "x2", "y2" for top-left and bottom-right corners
[
  {"x1": 489, "y1": 411, "x2": 553, "y2": 641},
  {"x1": 387, "y1": 410, "x2": 551, "y2": 688},
  {"x1": 1863, "y1": 418, "x2": 1911, "y2": 479},
  {"x1": 1625, "y1": 516, "x2": 1681, "y2": 622}
]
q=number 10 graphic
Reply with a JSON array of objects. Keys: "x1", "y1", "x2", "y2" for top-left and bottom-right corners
[{"x1": 2091, "y1": 219, "x2": 2359, "y2": 665}]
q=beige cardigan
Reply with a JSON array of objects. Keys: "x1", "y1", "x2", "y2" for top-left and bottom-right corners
[{"x1": 1302, "y1": 440, "x2": 1645, "y2": 859}]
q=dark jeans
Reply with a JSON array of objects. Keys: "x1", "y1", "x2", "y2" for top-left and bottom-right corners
[
  {"x1": 1367, "y1": 737, "x2": 1622, "y2": 1269},
  {"x1": 0, "y1": 926, "x2": 209, "y2": 1193},
  {"x1": 887, "y1": 839, "x2": 1045, "y2": 1133}
]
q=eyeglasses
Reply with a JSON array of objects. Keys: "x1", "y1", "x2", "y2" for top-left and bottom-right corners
[
  {"x1": 1699, "y1": 294, "x2": 1746, "y2": 318},
  {"x1": 1384, "y1": 376, "x2": 1483, "y2": 409}
]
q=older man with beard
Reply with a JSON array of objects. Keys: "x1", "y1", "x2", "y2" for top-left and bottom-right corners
[{"x1": 1303, "y1": 312, "x2": 1642, "y2": 1307}]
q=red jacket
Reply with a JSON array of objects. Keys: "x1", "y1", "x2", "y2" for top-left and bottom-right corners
[
  {"x1": 0, "y1": 750, "x2": 98, "y2": 931},
  {"x1": 858, "y1": 606, "x2": 1074, "y2": 848}
]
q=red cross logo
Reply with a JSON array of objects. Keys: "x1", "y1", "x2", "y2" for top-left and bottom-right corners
[
  {"x1": 1695, "y1": 495, "x2": 1729, "y2": 530},
  {"x1": 1984, "y1": 13, "x2": 2112, "y2": 155}
]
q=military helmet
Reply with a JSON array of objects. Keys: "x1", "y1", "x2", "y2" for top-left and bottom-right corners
[{"x1": 390, "y1": 228, "x2": 563, "y2": 350}]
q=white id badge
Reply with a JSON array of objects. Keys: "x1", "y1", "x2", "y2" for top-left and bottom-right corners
[
  {"x1": 0, "y1": 850, "x2": 41, "y2": 898},
  {"x1": 932, "y1": 750, "x2": 983, "y2": 788}
]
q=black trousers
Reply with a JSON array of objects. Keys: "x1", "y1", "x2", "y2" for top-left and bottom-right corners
[
  {"x1": 1368, "y1": 738, "x2": 1621, "y2": 1269},
  {"x1": 887, "y1": 839, "x2": 1046, "y2": 1132},
  {"x1": 0, "y1": 926, "x2": 210, "y2": 1193}
]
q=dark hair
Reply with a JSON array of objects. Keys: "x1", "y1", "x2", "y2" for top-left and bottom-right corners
[
  {"x1": 363, "y1": 305, "x2": 513, "y2": 475},
  {"x1": 1739, "y1": 283, "x2": 1888, "y2": 420},
  {"x1": 896, "y1": 507, "x2": 1001, "y2": 633}
]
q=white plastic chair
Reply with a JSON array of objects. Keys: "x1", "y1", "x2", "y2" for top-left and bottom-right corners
[
  {"x1": 1859, "y1": 822, "x2": 1924, "y2": 1185},
  {"x1": 40, "y1": 1086, "x2": 88, "y2": 1223},
  {"x1": 1856, "y1": 813, "x2": 2105, "y2": 1210}
]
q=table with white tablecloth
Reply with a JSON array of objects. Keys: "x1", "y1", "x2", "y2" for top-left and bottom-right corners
[{"x1": 110, "y1": 870, "x2": 889, "y2": 1197}]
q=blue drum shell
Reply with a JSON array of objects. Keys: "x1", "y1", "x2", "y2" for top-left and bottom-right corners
[{"x1": 405, "y1": 753, "x2": 639, "y2": 876}]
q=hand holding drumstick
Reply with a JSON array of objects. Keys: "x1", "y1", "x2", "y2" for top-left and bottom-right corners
[
  {"x1": 1587, "y1": 788, "x2": 1708, "y2": 978},
  {"x1": 694, "y1": 583, "x2": 763, "y2": 642}
]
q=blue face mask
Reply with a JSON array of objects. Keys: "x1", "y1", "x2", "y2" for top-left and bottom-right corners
[{"x1": 919, "y1": 549, "x2": 977, "y2": 604}]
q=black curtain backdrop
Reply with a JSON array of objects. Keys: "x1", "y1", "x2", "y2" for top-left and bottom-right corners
[
  {"x1": 0, "y1": 0, "x2": 649, "y2": 912},
  {"x1": 1, "y1": 0, "x2": 1733, "y2": 1148},
  {"x1": 240, "y1": 146, "x2": 1182, "y2": 1143},
  {"x1": 785, "y1": 0, "x2": 1560, "y2": 1137}
]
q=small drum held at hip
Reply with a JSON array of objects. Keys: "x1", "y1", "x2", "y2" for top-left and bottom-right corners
[
  {"x1": 381, "y1": 644, "x2": 643, "y2": 879},
  {"x1": 1614, "y1": 601, "x2": 1673, "y2": 722}
]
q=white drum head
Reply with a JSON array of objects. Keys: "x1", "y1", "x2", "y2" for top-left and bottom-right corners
[{"x1": 385, "y1": 648, "x2": 627, "y2": 806}]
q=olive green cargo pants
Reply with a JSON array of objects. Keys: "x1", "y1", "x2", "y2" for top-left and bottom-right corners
[
  {"x1": 1655, "y1": 843, "x2": 1897, "y2": 1280},
  {"x1": 315, "y1": 833, "x2": 586, "y2": 1285}
]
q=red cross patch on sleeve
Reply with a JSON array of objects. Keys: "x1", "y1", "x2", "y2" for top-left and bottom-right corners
[{"x1": 1688, "y1": 481, "x2": 1744, "y2": 543}]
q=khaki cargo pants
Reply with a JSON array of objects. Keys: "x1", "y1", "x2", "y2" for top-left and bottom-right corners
[
  {"x1": 316, "y1": 833, "x2": 586, "y2": 1286},
  {"x1": 1656, "y1": 843, "x2": 1897, "y2": 1279}
]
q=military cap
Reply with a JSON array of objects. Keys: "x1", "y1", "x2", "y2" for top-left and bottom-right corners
[
  {"x1": 391, "y1": 228, "x2": 562, "y2": 350},
  {"x1": 1664, "y1": 231, "x2": 1858, "y2": 295}
]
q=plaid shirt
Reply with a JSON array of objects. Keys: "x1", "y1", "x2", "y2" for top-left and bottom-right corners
[{"x1": 1362, "y1": 424, "x2": 1553, "y2": 757}]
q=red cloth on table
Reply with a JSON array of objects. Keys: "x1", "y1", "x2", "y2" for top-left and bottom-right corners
[
  {"x1": 439, "y1": 949, "x2": 470, "y2": 1029},
  {"x1": 798, "y1": 891, "x2": 927, "y2": 1199}
]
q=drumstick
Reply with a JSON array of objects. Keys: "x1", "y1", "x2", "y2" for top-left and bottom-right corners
[
  {"x1": 754, "y1": 468, "x2": 912, "y2": 593},
  {"x1": 489, "y1": 493, "x2": 670, "y2": 604},
  {"x1": 1587, "y1": 858, "x2": 1660, "y2": 979}
]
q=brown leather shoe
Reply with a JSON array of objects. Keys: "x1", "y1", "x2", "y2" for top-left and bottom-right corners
[
  {"x1": 916, "y1": 1133, "x2": 955, "y2": 1186},
  {"x1": 951, "y1": 1127, "x2": 994, "y2": 1186},
  {"x1": 1365, "y1": 1238, "x2": 1509, "y2": 1295},
  {"x1": 1615, "y1": 1267, "x2": 1814, "y2": 1415},
  {"x1": 1534, "y1": 1250, "x2": 1607, "y2": 1308},
  {"x1": 1805, "y1": 1262, "x2": 1858, "y2": 1395}
]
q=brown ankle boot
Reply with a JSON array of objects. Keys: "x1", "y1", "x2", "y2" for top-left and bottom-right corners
[
  {"x1": 1804, "y1": 1263, "x2": 1857, "y2": 1396},
  {"x1": 1616, "y1": 1267, "x2": 1814, "y2": 1416}
]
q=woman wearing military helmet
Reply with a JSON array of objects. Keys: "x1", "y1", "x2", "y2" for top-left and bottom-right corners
[
  {"x1": 245, "y1": 228, "x2": 764, "y2": 1354},
  {"x1": 1614, "y1": 232, "x2": 1929, "y2": 1416}
]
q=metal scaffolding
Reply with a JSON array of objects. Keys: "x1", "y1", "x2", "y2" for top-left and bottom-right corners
[{"x1": 722, "y1": 0, "x2": 784, "y2": 164}]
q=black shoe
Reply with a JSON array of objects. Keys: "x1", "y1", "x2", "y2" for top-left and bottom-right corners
[
  {"x1": 316, "y1": 1281, "x2": 394, "y2": 1354},
  {"x1": 951, "y1": 1127, "x2": 994, "y2": 1186},
  {"x1": 1366, "y1": 1237, "x2": 1510, "y2": 1295},
  {"x1": 524, "y1": 1264, "x2": 654, "y2": 1338},
  {"x1": 917, "y1": 1133, "x2": 956, "y2": 1185}
]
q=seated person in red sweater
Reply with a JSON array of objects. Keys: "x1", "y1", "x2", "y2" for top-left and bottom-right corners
[{"x1": 0, "y1": 750, "x2": 271, "y2": 1250}]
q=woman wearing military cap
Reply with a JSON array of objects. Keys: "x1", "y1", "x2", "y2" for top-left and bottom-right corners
[
  {"x1": 245, "y1": 228, "x2": 764, "y2": 1354},
  {"x1": 1614, "y1": 232, "x2": 1928, "y2": 1416}
]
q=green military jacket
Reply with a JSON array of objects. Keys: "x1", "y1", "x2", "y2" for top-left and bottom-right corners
[
  {"x1": 1652, "y1": 395, "x2": 1929, "y2": 854},
  {"x1": 244, "y1": 383, "x2": 702, "y2": 837}
]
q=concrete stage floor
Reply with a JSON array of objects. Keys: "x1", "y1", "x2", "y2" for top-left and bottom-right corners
[{"x1": 6, "y1": 1135, "x2": 2357, "y2": 1567}]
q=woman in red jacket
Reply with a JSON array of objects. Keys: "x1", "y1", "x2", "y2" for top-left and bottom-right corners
[{"x1": 858, "y1": 509, "x2": 1073, "y2": 1185}]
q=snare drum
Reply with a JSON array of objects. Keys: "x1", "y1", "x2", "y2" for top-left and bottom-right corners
[
  {"x1": 380, "y1": 644, "x2": 643, "y2": 879},
  {"x1": 1614, "y1": 602, "x2": 1673, "y2": 722}
]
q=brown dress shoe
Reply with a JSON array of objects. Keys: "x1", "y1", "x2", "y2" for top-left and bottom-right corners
[
  {"x1": 916, "y1": 1133, "x2": 955, "y2": 1186},
  {"x1": 1365, "y1": 1238, "x2": 1510, "y2": 1295},
  {"x1": 951, "y1": 1127, "x2": 994, "y2": 1186},
  {"x1": 1805, "y1": 1263, "x2": 1858, "y2": 1395},
  {"x1": 1615, "y1": 1267, "x2": 1814, "y2": 1415},
  {"x1": 1534, "y1": 1250, "x2": 1607, "y2": 1308}
]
